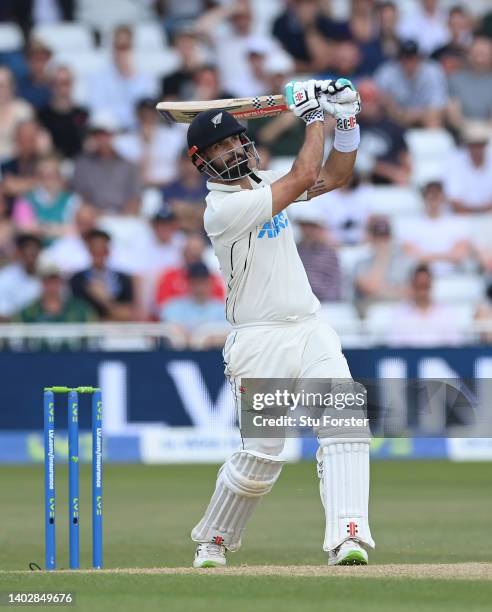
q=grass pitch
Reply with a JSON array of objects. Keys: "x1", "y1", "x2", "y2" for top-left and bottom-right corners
[{"x1": 0, "y1": 461, "x2": 491, "y2": 611}]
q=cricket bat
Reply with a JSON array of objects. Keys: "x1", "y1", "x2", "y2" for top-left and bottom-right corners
[
  {"x1": 156, "y1": 94, "x2": 290, "y2": 124},
  {"x1": 156, "y1": 84, "x2": 359, "y2": 124}
]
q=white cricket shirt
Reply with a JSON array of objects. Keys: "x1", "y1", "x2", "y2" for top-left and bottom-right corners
[{"x1": 204, "y1": 170, "x2": 320, "y2": 327}]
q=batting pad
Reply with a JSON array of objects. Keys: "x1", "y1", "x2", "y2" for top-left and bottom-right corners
[
  {"x1": 191, "y1": 450, "x2": 284, "y2": 551},
  {"x1": 317, "y1": 439, "x2": 375, "y2": 551}
]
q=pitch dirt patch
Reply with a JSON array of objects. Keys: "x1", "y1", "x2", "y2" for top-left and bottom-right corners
[{"x1": 2, "y1": 563, "x2": 492, "y2": 580}]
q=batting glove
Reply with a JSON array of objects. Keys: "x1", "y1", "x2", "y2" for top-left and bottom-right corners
[
  {"x1": 320, "y1": 78, "x2": 361, "y2": 131},
  {"x1": 285, "y1": 79, "x2": 324, "y2": 125}
]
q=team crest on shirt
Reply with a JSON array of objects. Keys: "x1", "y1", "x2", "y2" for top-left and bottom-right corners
[{"x1": 258, "y1": 212, "x2": 289, "y2": 238}]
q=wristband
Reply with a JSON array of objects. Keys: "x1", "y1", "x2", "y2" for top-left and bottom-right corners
[{"x1": 334, "y1": 123, "x2": 360, "y2": 152}]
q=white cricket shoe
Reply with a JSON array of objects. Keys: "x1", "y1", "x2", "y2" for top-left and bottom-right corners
[
  {"x1": 328, "y1": 539, "x2": 368, "y2": 566},
  {"x1": 193, "y1": 542, "x2": 227, "y2": 568}
]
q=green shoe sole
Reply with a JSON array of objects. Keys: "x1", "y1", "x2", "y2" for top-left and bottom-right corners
[
  {"x1": 337, "y1": 551, "x2": 368, "y2": 566},
  {"x1": 197, "y1": 560, "x2": 223, "y2": 568}
]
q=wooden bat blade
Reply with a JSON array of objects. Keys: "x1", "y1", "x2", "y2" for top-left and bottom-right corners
[{"x1": 156, "y1": 95, "x2": 287, "y2": 123}]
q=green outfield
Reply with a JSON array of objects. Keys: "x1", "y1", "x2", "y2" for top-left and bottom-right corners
[{"x1": 1, "y1": 461, "x2": 491, "y2": 611}]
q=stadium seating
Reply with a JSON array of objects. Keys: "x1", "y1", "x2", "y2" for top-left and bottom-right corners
[
  {"x1": 32, "y1": 23, "x2": 94, "y2": 54},
  {"x1": 368, "y1": 186, "x2": 424, "y2": 218},
  {"x1": 0, "y1": 23, "x2": 24, "y2": 52},
  {"x1": 318, "y1": 302, "x2": 364, "y2": 347},
  {"x1": 405, "y1": 129, "x2": 456, "y2": 185},
  {"x1": 433, "y1": 275, "x2": 486, "y2": 304}
]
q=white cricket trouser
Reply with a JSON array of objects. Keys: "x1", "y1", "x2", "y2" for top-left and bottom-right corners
[
  {"x1": 223, "y1": 314, "x2": 352, "y2": 455},
  {"x1": 192, "y1": 314, "x2": 374, "y2": 552}
]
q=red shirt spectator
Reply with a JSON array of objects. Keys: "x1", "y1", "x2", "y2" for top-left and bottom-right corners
[{"x1": 155, "y1": 232, "x2": 224, "y2": 306}]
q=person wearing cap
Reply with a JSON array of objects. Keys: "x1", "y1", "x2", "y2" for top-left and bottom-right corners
[
  {"x1": 443, "y1": 121, "x2": 492, "y2": 214},
  {"x1": 375, "y1": 39, "x2": 447, "y2": 127},
  {"x1": 14, "y1": 259, "x2": 96, "y2": 325},
  {"x1": 114, "y1": 97, "x2": 186, "y2": 188},
  {"x1": 160, "y1": 261, "x2": 226, "y2": 337},
  {"x1": 186, "y1": 79, "x2": 375, "y2": 568},
  {"x1": 72, "y1": 113, "x2": 141, "y2": 215}
]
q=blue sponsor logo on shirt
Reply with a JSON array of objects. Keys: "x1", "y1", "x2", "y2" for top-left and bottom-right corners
[{"x1": 258, "y1": 212, "x2": 289, "y2": 238}]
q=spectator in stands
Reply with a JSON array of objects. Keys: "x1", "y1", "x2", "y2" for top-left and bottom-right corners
[
  {"x1": 448, "y1": 36, "x2": 492, "y2": 126},
  {"x1": 114, "y1": 98, "x2": 185, "y2": 188},
  {"x1": 70, "y1": 229, "x2": 136, "y2": 321},
  {"x1": 1, "y1": 119, "x2": 51, "y2": 208},
  {"x1": 161, "y1": 28, "x2": 206, "y2": 101},
  {"x1": 442, "y1": 5, "x2": 473, "y2": 53},
  {"x1": 43, "y1": 203, "x2": 99, "y2": 275},
  {"x1": 160, "y1": 261, "x2": 226, "y2": 342},
  {"x1": 11, "y1": 0, "x2": 74, "y2": 35},
  {"x1": 398, "y1": 0, "x2": 449, "y2": 56},
  {"x1": 294, "y1": 209, "x2": 341, "y2": 302},
  {"x1": 0, "y1": 190, "x2": 15, "y2": 267},
  {"x1": 401, "y1": 181, "x2": 470, "y2": 275},
  {"x1": 375, "y1": 39, "x2": 447, "y2": 128},
  {"x1": 16, "y1": 37, "x2": 53, "y2": 110},
  {"x1": 245, "y1": 38, "x2": 274, "y2": 97},
  {"x1": 0, "y1": 67, "x2": 33, "y2": 162},
  {"x1": 272, "y1": 0, "x2": 349, "y2": 72},
  {"x1": 443, "y1": 121, "x2": 492, "y2": 214},
  {"x1": 332, "y1": 39, "x2": 364, "y2": 80},
  {"x1": 131, "y1": 206, "x2": 185, "y2": 316},
  {"x1": 0, "y1": 233, "x2": 41, "y2": 319},
  {"x1": 355, "y1": 216, "x2": 410, "y2": 309},
  {"x1": 38, "y1": 66, "x2": 89, "y2": 158},
  {"x1": 431, "y1": 44, "x2": 465, "y2": 78},
  {"x1": 348, "y1": 3, "x2": 386, "y2": 75},
  {"x1": 72, "y1": 113, "x2": 141, "y2": 215},
  {"x1": 194, "y1": 0, "x2": 274, "y2": 98},
  {"x1": 376, "y1": 1, "x2": 400, "y2": 61},
  {"x1": 87, "y1": 25, "x2": 156, "y2": 130},
  {"x1": 190, "y1": 64, "x2": 234, "y2": 102},
  {"x1": 15, "y1": 260, "x2": 95, "y2": 324},
  {"x1": 385, "y1": 264, "x2": 464, "y2": 346},
  {"x1": 246, "y1": 52, "x2": 304, "y2": 157},
  {"x1": 12, "y1": 154, "x2": 79, "y2": 244},
  {"x1": 475, "y1": 283, "x2": 492, "y2": 344},
  {"x1": 155, "y1": 232, "x2": 224, "y2": 308},
  {"x1": 161, "y1": 149, "x2": 208, "y2": 233},
  {"x1": 356, "y1": 79, "x2": 411, "y2": 185},
  {"x1": 155, "y1": 0, "x2": 209, "y2": 36}
]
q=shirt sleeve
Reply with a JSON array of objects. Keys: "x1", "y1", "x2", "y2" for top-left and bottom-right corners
[
  {"x1": 206, "y1": 187, "x2": 272, "y2": 243},
  {"x1": 424, "y1": 63, "x2": 448, "y2": 109}
]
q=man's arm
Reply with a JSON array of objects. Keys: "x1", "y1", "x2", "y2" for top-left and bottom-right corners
[
  {"x1": 270, "y1": 80, "x2": 326, "y2": 215},
  {"x1": 305, "y1": 78, "x2": 362, "y2": 200},
  {"x1": 271, "y1": 122, "x2": 325, "y2": 215}
]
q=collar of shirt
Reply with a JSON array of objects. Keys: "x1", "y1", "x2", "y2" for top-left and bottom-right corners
[{"x1": 207, "y1": 172, "x2": 263, "y2": 192}]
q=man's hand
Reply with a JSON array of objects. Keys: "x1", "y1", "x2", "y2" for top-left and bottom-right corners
[
  {"x1": 285, "y1": 79, "x2": 324, "y2": 125},
  {"x1": 318, "y1": 78, "x2": 361, "y2": 130}
]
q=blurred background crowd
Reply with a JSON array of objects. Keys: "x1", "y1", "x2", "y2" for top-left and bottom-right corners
[{"x1": 0, "y1": 0, "x2": 492, "y2": 348}]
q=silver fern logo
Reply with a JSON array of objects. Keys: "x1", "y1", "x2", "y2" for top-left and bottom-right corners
[{"x1": 211, "y1": 112, "x2": 223, "y2": 127}]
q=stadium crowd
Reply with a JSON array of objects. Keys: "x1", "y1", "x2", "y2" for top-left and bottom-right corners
[{"x1": 0, "y1": 0, "x2": 492, "y2": 347}]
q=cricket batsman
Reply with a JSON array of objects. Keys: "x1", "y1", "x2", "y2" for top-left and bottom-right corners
[{"x1": 186, "y1": 78, "x2": 375, "y2": 567}]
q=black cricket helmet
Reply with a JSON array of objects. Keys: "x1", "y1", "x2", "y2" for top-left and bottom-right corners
[{"x1": 187, "y1": 109, "x2": 259, "y2": 181}]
